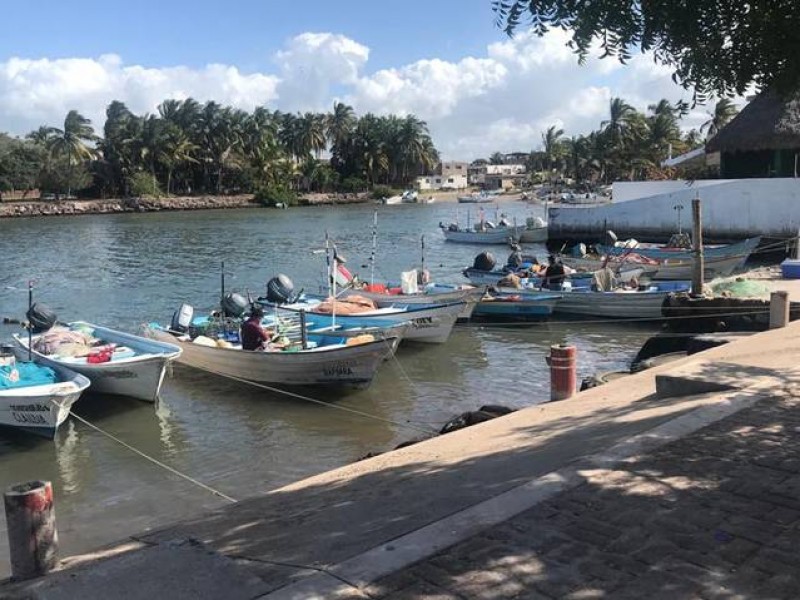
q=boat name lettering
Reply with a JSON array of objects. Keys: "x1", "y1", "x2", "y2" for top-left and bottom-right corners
[
  {"x1": 412, "y1": 317, "x2": 436, "y2": 328},
  {"x1": 12, "y1": 412, "x2": 47, "y2": 424},
  {"x1": 94, "y1": 370, "x2": 137, "y2": 379},
  {"x1": 323, "y1": 362, "x2": 354, "y2": 377},
  {"x1": 9, "y1": 403, "x2": 49, "y2": 412}
]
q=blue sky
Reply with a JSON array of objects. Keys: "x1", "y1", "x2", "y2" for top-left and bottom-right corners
[
  {"x1": 1, "y1": 0, "x2": 496, "y2": 71},
  {"x1": 0, "y1": 0, "x2": 706, "y2": 159}
]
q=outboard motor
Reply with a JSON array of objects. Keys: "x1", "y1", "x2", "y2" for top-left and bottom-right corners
[
  {"x1": 221, "y1": 293, "x2": 248, "y2": 318},
  {"x1": 170, "y1": 304, "x2": 194, "y2": 333},
  {"x1": 266, "y1": 274, "x2": 295, "y2": 304},
  {"x1": 473, "y1": 251, "x2": 496, "y2": 272},
  {"x1": 26, "y1": 303, "x2": 57, "y2": 333}
]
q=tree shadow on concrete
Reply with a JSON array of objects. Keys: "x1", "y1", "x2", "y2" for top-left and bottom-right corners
[{"x1": 8, "y1": 361, "x2": 800, "y2": 599}]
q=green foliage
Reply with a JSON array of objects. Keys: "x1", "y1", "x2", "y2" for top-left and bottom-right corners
[
  {"x1": 370, "y1": 185, "x2": 400, "y2": 200},
  {"x1": 127, "y1": 171, "x2": 163, "y2": 198},
  {"x1": 254, "y1": 184, "x2": 297, "y2": 207},
  {"x1": 479, "y1": 96, "x2": 704, "y2": 184},
  {"x1": 39, "y1": 156, "x2": 93, "y2": 196},
  {"x1": 0, "y1": 134, "x2": 46, "y2": 192},
  {"x1": 493, "y1": 1, "x2": 800, "y2": 100},
  {"x1": 340, "y1": 176, "x2": 368, "y2": 193}
]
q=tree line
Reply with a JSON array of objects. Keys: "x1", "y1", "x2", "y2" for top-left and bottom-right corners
[
  {"x1": 0, "y1": 100, "x2": 440, "y2": 201},
  {"x1": 474, "y1": 97, "x2": 739, "y2": 184}
]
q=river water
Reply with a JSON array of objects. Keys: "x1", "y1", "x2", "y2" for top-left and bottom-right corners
[{"x1": 0, "y1": 201, "x2": 661, "y2": 573}]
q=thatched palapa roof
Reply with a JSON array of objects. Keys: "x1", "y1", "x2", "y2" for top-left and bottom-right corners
[{"x1": 706, "y1": 89, "x2": 800, "y2": 153}]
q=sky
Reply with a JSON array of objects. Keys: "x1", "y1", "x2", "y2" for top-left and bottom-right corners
[{"x1": 0, "y1": 0, "x2": 721, "y2": 160}]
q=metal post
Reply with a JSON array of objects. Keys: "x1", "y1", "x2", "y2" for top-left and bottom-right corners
[
  {"x1": 548, "y1": 344, "x2": 576, "y2": 401},
  {"x1": 300, "y1": 310, "x2": 308, "y2": 349},
  {"x1": 27, "y1": 281, "x2": 33, "y2": 361},
  {"x1": 691, "y1": 196, "x2": 704, "y2": 296},
  {"x1": 4, "y1": 481, "x2": 58, "y2": 580},
  {"x1": 770, "y1": 291, "x2": 790, "y2": 329}
]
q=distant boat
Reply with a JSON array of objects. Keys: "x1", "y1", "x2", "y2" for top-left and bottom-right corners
[
  {"x1": 441, "y1": 224, "x2": 523, "y2": 244},
  {"x1": 596, "y1": 236, "x2": 761, "y2": 261},
  {"x1": 0, "y1": 344, "x2": 90, "y2": 438},
  {"x1": 518, "y1": 216, "x2": 548, "y2": 243},
  {"x1": 472, "y1": 292, "x2": 561, "y2": 320},
  {"x1": 381, "y1": 195, "x2": 403, "y2": 205},
  {"x1": 400, "y1": 190, "x2": 419, "y2": 203},
  {"x1": 458, "y1": 191, "x2": 495, "y2": 203}
]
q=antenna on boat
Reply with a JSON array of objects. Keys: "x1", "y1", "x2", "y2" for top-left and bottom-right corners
[
  {"x1": 220, "y1": 261, "x2": 225, "y2": 310},
  {"x1": 370, "y1": 208, "x2": 378, "y2": 287},
  {"x1": 27, "y1": 280, "x2": 33, "y2": 361},
  {"x1": 421, "y1": 234, "x2": 426, "y2": 276}
]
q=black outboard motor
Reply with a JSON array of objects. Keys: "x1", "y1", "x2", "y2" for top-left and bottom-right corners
[
  {"x1": 266, "y1": 274, "x2": 295, "y2": 304},
  {"x1": 170, "y1": 304, "x2": 194, "y2": 333},
  {"x1": 473, "y1": 251, "x2": 496, "y2": 272},
  {"x1": 221, "y1": 293, "x2": 248, "y2": 318},
  {"x1": 26, "y1": 303, "x2": 57, "y2": 333}
]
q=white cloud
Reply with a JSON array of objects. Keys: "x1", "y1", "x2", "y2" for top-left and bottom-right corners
[
  {"x1": 0, "y1": 54, "x2": 279, "y2": 134},
  {"x1": 0, "y1": 29, "x2": 715, "y2": 158}
]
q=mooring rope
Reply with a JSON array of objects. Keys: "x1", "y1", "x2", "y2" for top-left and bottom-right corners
[
  {"x1": 68, "y1": 411, "x2": 237, "y2": 503},
  {"x1": 187, "y1": 365, "x2": 440, "y2": 436}
]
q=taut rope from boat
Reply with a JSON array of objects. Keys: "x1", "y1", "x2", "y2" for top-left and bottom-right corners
[
  {"x1": 187, "y1": 364, "x2": 440, "y2": 436},
  {"x1": 68, "y1": 411, "x2": 237, "y2": 503}
]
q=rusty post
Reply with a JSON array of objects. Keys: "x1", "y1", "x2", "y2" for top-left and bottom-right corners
[
  {"x1": 4, "y1": 480, "x2": 58, "y2": 580},
  {"x1": 691, "y1": 196, "x2": 704, "y2": 296},
  {"x1": 549, "y1": 344, "x2": 577, "y2": 401}
]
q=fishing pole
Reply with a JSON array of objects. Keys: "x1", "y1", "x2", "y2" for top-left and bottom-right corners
[
  {"x1": 370, "y1": 208, "x2": 378, "y2": 287},
  {"x1": 27, "y1": 281, "x2": 33, "y2": 361}
]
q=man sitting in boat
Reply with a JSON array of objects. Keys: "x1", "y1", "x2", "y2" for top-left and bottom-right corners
[
  {"x1": 241, "y1": 306, "x2": 273, "y2": 351},
  {"x1": 506, "y1": 244, "x2": 524, "y2": 269},
  {"x1": 542, "y1": 255, "x2": 566, "y2": 290}
]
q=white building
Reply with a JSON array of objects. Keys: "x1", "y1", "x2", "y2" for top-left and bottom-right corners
[
  {"x1": 468, "y1": 163, "x2": 527, "y2": 185},
  {"x1": 415, "y1": 174, "x2": 468, "y2": 191}
]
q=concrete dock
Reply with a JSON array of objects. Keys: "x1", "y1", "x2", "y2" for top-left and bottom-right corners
[{"x1": 4, "y1": 321, "x2": 800, "y2": 599}]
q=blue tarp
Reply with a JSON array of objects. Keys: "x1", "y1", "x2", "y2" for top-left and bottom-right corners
[{"x1": 0, "y1": 362, "x2": 58, "y2": 390}]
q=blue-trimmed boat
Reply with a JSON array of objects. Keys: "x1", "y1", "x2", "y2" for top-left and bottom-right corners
[
  {"x1": 472, "y1": 292, "x2": 562, "y2": 320},
  {"x1": 596, "y1": 236, "x2": 760, "y2": 261}
]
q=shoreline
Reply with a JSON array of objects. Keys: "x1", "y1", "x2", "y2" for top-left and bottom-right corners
[
  {"x1": 0, "y1": 195, "x2": 260, "y2": 219},
  {"x1": 0, "y1": 190, "x2": 532, "y2": 219}
]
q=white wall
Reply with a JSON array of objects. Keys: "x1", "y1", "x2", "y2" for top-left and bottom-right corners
[{"x1": 550, "y1": 178, "x2": 800, "y2": 240}]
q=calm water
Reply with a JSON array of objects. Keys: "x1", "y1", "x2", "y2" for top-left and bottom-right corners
[{"x1": 0, "y1": 202, "x2": 660, "y2": 573}]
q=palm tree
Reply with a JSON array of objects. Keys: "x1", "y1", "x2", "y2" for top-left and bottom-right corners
[
  {"x1": 541, "y1": 125, "x2": 565, "y2": 171},
  {"x1": 160, "y1": 124, "x2": 198, "y2": 195},
  {"x1": 701, "y1": 98, "x2": 739, "y2": 139},
  {"x1": 46, "y1": 110, "x2": 98, "y2": 197},
  {"x1": 602, "y1": 97, "x2": 637, "y2": 148},
  {"x1": 326, "y1": 102, "x2": 356, "y2": 151},
  {"x1": 26, "y1": 126, "x2": 56, "y2": 146},
  {"x1": 489, "y1": 152, "x2": 505, "y2": 165}
]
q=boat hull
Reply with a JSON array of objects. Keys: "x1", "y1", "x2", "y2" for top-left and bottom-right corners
[
  {"x1": 442, "y1": 226, "x2": 523, "y2": 244},
  {"x1": 147, "y1": 329, "x2": 392, "y2": 388},
  {"x1": 518, "y1": 226, "x2": 548, "y2": 243},
  {"x1": 14, "y1": 322, "x2": 181, "y2": 403},
  {"x1": 264, "y1": 302, "x2": 466, "y2": 344},
  {"x1": 341, "y1": 286, "x2": 483, "y2": 322},
  {"x1": 597, "y1": 236, "x2": 761, "y2": 261},
  {"x1": 519, "y1": 287, "x2": 683, "y2": 319},
  {"x1": 562, "y1": 253, "x2": 747, "y2": 281},
  {"x1": 473, "y1": 295, "x2": 560, "y2": 320},
  {"x1": 0, "y1": 350, "x2": 90, "y2": 437}
]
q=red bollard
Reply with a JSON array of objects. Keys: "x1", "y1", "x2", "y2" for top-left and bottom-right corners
[
  {"x1": 548, "y1": 344, "x2": 577, "y2": 401},
  {"x1": 4, "y1": 480, "x2": 58, "y2": 580}
]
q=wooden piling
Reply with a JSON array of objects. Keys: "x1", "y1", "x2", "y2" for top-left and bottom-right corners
[
  {"x1": 692, "y1": 197, "x2": 704, "y2": 296},
  {"x1": 4, "y1": 480, "x2": 58, "y2": 580}
]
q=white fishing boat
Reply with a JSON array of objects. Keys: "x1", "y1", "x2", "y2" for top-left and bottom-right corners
[
  {"x1": 381, "y1": 195, "x2": 403, "y2": 205},
  {"x1": 518, "y1": 216, "x2": 548, "y2": 243},
  {"x1": 441, "y1": 224, "x2": 523, "y2": 244},
  {"x1": 145, "y1": 325, "x2": 395, "y2": 389},
  {"x1": 463, "y1": 265, "x2": 649, "y2": 287},
  {"x1": 0, "y1": 345, "x2": 90, "y2": 438},
  {"x1": 14, "y1": 322, "x2": 181, "y2": 403},
  {"x1": 458, "y1": 191, "x2": 494, "y2": 203}
]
